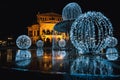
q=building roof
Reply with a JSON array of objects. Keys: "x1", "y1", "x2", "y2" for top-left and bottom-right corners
[{"x1": 37, "y1": 12, "x2": 61, "y2": 17}]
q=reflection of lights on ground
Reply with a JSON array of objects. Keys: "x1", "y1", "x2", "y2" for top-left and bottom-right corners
[
  {"x1": 56, "y1": 55, "x2": 64, "y2": 59},
  {"x1": 43, "y1": 55, "x2": 49, "y2": 58},
  {"x1": 43, "y1": 54, "x2": 51, "y2": 59}
]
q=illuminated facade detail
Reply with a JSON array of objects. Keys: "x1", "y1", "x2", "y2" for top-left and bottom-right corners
[
  {"x1": 28, "y1": 12, "x2": 65, "y2": 45},
  {"x1": 27, "y1": 24, "x2": 40, "y2": 44},
  {"x1": 16, "y1": 35, "x2": 32, "y2": 49},
  {"x1": 106, "y1": 48, "x2": 118, "y2": 60},
  {"x1": 70, "y1": 11, "x2": 113, "y2": 54},
  {"x1": 15, "y1": 50, "x2": 31, "y2": 67},
  {"x1": 36, "y1": 40, "x2": 44, "y2": 48}
]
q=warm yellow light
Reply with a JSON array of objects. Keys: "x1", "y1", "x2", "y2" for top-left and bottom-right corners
[{"x1": 56, "y1": 55, "x2": 64, "y2": 59}]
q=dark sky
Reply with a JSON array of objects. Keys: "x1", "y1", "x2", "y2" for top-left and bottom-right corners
[{"x1": 0, "y1": 0, "x2": 119, "y2": 39}]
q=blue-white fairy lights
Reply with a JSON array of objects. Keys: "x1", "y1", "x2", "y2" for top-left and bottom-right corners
[
  {"x1": 70, "y1": 11, "x2": 113, "y2": 54},
  {"x1": 58, "y1": 51, "x2": 66, "y2": 58},
  {"x1": 16, "y1": 35, "x2": 32, "y2": 49},
  {"x1": 106, "y1": 48, "x2": 119, "y2": 61},
  {"x1": 105, "y1": 36, "x2": 118, "y2": 47},
  {"x1": 71, "y1": 56, "x2": 113, "y2": 75},
  {"x1": 62, "y1": 2, "x2": 82, "y2": 20},
  {"x1": 58, "y1": 39, "x2": 66, "y2": 48},
  {"x1": 54, "y1": 2, "x2": 82, "y2": 32},
  {"x1": 15, "y1": 50, "x2": 31, "y2": 67},
  {"x1": 36, "y1": 48, "x2": 43, "y2": 57},
  {"x1": 36, "y1": 40, "x2": 44, "y2": 48}
]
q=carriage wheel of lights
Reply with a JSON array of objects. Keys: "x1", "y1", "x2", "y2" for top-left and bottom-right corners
[
  {"x1": 36, "y1": 40, "x2": 44, "y2": 48},
  {"x1": 70, "y1": 11, "x2": 116, "y2": 54},
  {"x1": 16, "y1": 35, "x2": 32, "y2": 49}
]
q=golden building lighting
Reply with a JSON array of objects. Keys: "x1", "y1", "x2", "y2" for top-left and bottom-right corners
[{"x1": 27, "y1": 12, "x2": 68, "y2": 45}]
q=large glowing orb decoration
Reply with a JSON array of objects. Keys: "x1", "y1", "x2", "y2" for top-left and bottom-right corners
[
  {"x1": 15, "y1": 50, "x2": 31, "y2": 67},
  {"x1": 54, "y1": 2, "x2": 82, "y2": 32},
  {"x1": 105, "y1": 36, "x2": 118, "y2": 47},
  {"x1": 62, "y1": 2, "x2": 82, "y2": 20},
  {"x1": 70, "y1": 11, "x2": 113, "y2": 54},
  {"x1": 58, "y1": 39, "x2": 66, "y2": 48},
  {"x1": 71, "y1": 56, "x2": 113, "y2": 75},
  {"x1": 106, "y1": 48, "x2": 119, "y2": 61},
  {"x1": 16, "y1": 35, "x2": 32, "y2": 49},
  {"x1": 36, "y1": 40, "x2": 44, "y2": 48}
]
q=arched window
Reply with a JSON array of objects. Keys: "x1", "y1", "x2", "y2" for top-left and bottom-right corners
[
  {"x1": 42, "y1": 30, "x2": 46, "y2": 35},
  {"x1": 46, "y1": 30, "x2": 50, "y2": 35}
]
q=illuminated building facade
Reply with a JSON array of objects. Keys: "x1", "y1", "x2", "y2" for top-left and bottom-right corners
[{"x1": 28, "y1": 12, "x2": 68, "y2": 45}]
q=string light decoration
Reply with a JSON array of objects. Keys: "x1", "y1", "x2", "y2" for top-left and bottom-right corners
[
  {"x1": 71, "y1": 56, "x2": 113, "y2": 75},
  {"x1": 62, "y1": 2, "x2": 82, "y2": 21},
  {"x1": 106, "y1": 48, "x2": 119, "y2": 61},
  {"x1": 58, "y1": 39, "x2": 66, "y2": 48},
  {"x1": 57, "y1": 51, "x2": 66, "y2": 58},
  {"x1": 16, "y1": 35, "x2": 32, "y2": 49},
  {"x1": 36, "y1": 40, "x2": 44, "y2": 48},
  {"x1": 53, "y1": 2, "x2": 82, "y2": 50},
  {"x1": 36, "y1": 48, "x2": 43, "y2": 57},
  {"x1": 105, "y1": 36, "x2": 118, "y2": 47},
  {"x1": 15, "y1": 50, "x2": 31, "y2": 67},
  {"x1": 70, "y1": 11, "x2": 113, "y2": 54},
  {"x1": 54, "y1": 2, "x2": 82, "y2": 32}
]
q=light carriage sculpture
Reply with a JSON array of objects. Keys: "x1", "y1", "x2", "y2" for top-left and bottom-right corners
[{"x1": 70, "y1": 11, "x2": 118, "y2": 55}]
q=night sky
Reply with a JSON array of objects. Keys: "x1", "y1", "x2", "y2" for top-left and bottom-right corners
[{"x1": 0, "y1": 0, "x2": 119, "y2": 39}]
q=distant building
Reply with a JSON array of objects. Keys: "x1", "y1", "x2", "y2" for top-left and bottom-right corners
[{"x1": 27, "y1": 12, "x2": 68, "y2": 45}]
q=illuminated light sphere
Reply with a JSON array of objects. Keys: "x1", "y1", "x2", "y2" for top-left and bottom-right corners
[
  {"x1": 70, "y1": 11, "x2": 113, "y2": 54},
  {"x1": 54, "y1": 2, "x2": 82, "y2": 32},
  {"x1": 58, "y1": 51, "x2": 66, "y2": 58},
  {"x1": 16, "y1": 35, "x2": 32, "y2": 49},
  {"x1": 36, "y1": 48, "x2": 43, "y2": 57},
  {"x1": 58, "y1": 39, "x2": 66, "y2": 48},
  {"x1": 62, "y1": 2, "x2": 82, "y2": 20},
  {"x1": 106, "y1": 48, "x2": 119, "y2": 61},
  {"x1": 15, "y1": 50, "x2": 31, "y2": 67},
  {"x1": 105, "y1": 36, "x2": 118, "y2": 47},
  {"x1": 36, "y1": 40, "x2": 44, "y2": 48}
]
